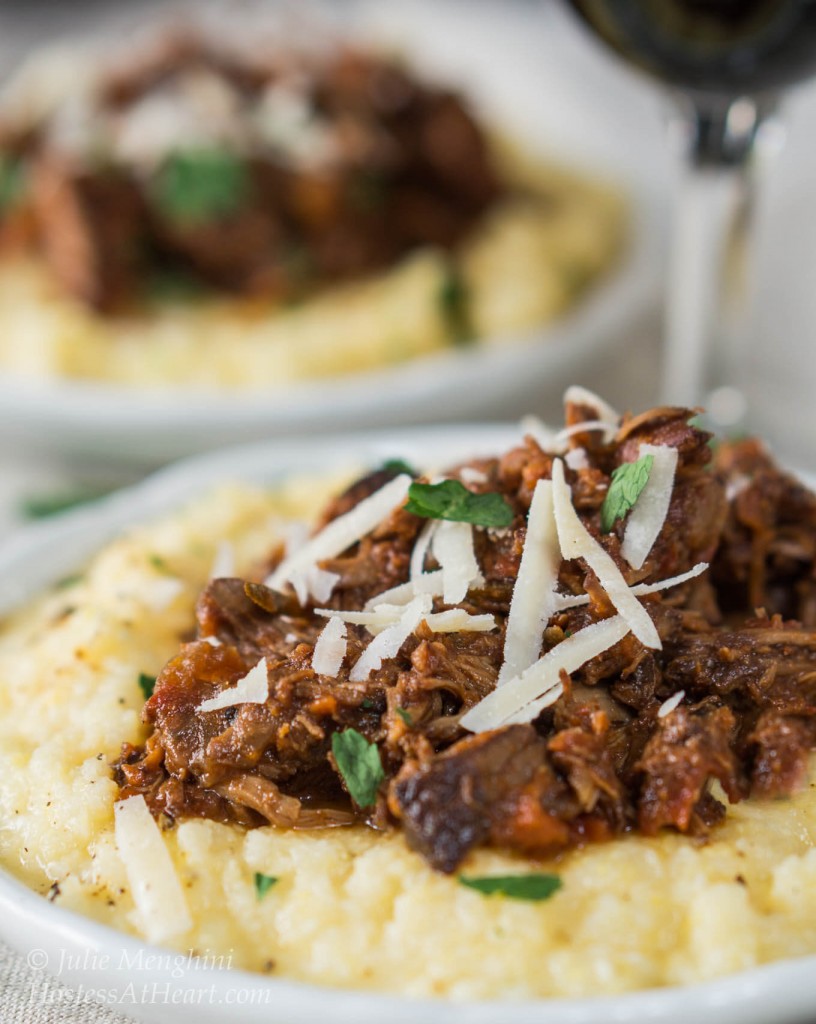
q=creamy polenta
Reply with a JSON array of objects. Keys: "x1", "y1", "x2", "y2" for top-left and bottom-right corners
[
  {"x1": 0, "y1": 151, "x2": 624, "y2": 390},
  {"x1": 1, "y1": 479, "x2": 816, "y2": 1000}
]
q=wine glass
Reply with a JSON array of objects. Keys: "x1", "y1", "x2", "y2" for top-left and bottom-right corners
[{"x1": 561, "y1": 0, "x2": 816, "y2": 429}]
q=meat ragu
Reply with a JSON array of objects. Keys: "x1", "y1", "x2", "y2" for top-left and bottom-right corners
[
  {"x1": 115, "y1": 393, "x2": 816, "y2": 873},
  {"x1": 0, "y1": 34, "x2": 501, "y2": 313}
]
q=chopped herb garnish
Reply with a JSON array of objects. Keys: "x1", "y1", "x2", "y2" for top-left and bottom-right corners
[
  {"x1": 331, "y1": 728, "x2": 384, "y2": 808},
  {"x1": 55, "y1": 573, "x2": 84, "y2": 591},
  {"x1": 600, "y1": 454, "x2": 654, "y2": 533},
  {"x1": 152, "y1": 149, "x2": 249, "y2": 226},
  {"x1": 254, "y1": 872, "x2": 278, "y2": 900},
  {"x1": 149, "y1": 554, "x2": 168, "y2": 572},
  {"x1": 347, "y1": 168, "x2": 388, "y2": 213},
  {"x1": 406, "y1": 479, "x2": 513, "y2": 528},
  {"x1": 458, "y1": 873, "x2": 562, "y2": 902},
  {"x1": 138, "y1": 673, "x2": 157, "y2": 700},
  {"x1": 19, "y1": 485, "x2": 112, "y2": 520},
  {"x1": 0, "y1": 156, "x2": 25, "y2": 213},
  {"x1": 438, "y1": 266, "x2": 474, "y2": 345},
  {"x1": 361, "y1": 698, "x2": 375, "y2": 710},
  {"x1": 381, "y1": 458, "x2": 417, "y2": 478},
  {"x1": 145, "y1": 267, "x2": 207, "y2": 305},
  {"x1": 396, "y1": 707, "x2": 413, "y2": 726}
]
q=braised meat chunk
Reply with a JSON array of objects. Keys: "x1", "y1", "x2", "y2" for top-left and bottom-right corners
[
  {"x1": 0, "y1": 36, "x2": 502, "y2": 314},
  {"x1": 115, "y1": 395, "x2": 816, "y2": 872}
]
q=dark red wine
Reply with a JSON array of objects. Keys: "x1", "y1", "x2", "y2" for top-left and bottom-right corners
[{"x1": 567, "y1": 0, "x2": 816, "y2": 96}]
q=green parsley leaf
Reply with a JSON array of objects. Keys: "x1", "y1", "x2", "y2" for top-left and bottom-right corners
[
  {"x1": 152, "y1": 149, "x2": 249, "y2": 227},
  {"x1": 405, "y1": 480, "x2": 513, "y2": 528},
  {"x1": 458, "y1": 873, "x2": 562, "y2": 902},
  {"x1": 438, "y1": 266, "x2": 474, "y2": 345},
  {"x1": 331, "y1": 728, "x2": 384, "y2": 808},
  {"x1": 347, "y1": 168, "x2": 388, "y2": 213},
  {"x1": 19, "y1": 485, "x2": 112, "y2": 520},
  {"x1": 138, "y1": 673, "x2": 157, "y2": 700},
  {"x1": 145, "y1": 267, "x2": 207, "y2": 306},
  {"x1": 0, "y1": 155, "x2": 25, "y2": 213},
  {"x1": 54, "y1": 573, "x2": 84, "y2": 591},
  {"x1": 254, "y1": 872, "x2": 278, "y2": 900},
  {"x1": 360, "y1": 698, "x2": 375, "y2": 710},
  {"x1": 396, "y1": 707, "x2": 413, "y2": 726},
  {"x1": 600, "y1": 454, "x2": 654, "y2": 534},
  {"x1": 381, "y1": 458, "x2": 417, "y2": 478}
]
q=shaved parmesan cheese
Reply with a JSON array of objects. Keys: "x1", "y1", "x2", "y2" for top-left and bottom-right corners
[
  {"x1": 563, "y1": 385, "x2": 620, "y2": 426},
  {"x1": 631, "y1": 562, "x2": 709, "y2": 597},
  {"x1": 460, "y1": 467, "x2": 488, "y2": 486},
  {"x1": 507, "y1": 679, "x2": 566, "y2": 722},
  {"x1": 312, "y1": 617, "x2": 347, "y2": 677},
  {"x1": 424, "y1": 609, "x2": 496, "y2": 633},
  {"x1": 199, "y1": 658, "x2": 268, "y2": 713},
  {"x1": 621, "y1": 444, "x2": 679, "y2": 570},
  {"x1": 658, "y1": 690, "x2": 685, "y2": 718},
  {"x1": 289, "y1": 565, "x2": 340, "y2": 606},
  {"x1": 283, "y1": 520, "x2": 309, "y2": 556},
  {"x1": 726, "y1": 474, "x2": 751, "y2": 502},
  {"x1": 461, "y1": 616, "x2": 630, "y2": 733},
  {"x1": 349, "y1": 596, "x2": 430, "y2": 682},
  {"x1": 497, "y1": 479, "x2": 559, "y2": 686},
  {"x1": 113, "y1": 795, "x2": 192, "y2": 944},
  {"x1": 265, "y1": 474, "x2": 411, "y2": 593},
  {"x1": 315, "y1": 607, "x2": 400, "y2": 630},
  {"x1": 410, "y1": 519, "x2": 438, "y2": 581},
  {"x1": 519, "y1": 414, "x2": 563, "y2": 453},
  {"x1": 315, "y1": 603, "x2": 494, "y2": 636},
  {"x1": 210, "y1": 540, "x2": 235, "y2": 579},
  {"x1": 201, "y1": 635, "x2": 222, "y2": 647},
  {"x1": 363, "y1": 570, "x2": 444, "y2": 611},
  {"x1": 432, "y1": 520, "x2": 482, "y2": 604},
  {"x1": 551, "y1": 460, "x2": 661, "y2": 650},
  {"x1": 555, "y1": 419, "x2": 617, "y2": 444},
  {"x1": 141, "y1": 576, "x2": 184, "y2": 612},
  {"x1": 552, "y1": 562, "x2": 709, "y2": 612},
  {"x1": 564, "y1": 447, "x2": 590, "y2": 471}
]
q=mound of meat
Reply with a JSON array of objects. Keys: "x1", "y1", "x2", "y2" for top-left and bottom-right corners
[
  {"x1": 116, "y1": 399, "x2": 816, "y2": 872},
  {"x1": 0, "y1": 35, "x2": 501, "y2": 312}
]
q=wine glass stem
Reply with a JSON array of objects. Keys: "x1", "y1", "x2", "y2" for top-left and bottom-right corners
[{"x1": 660, "y1": 96, "x2": 778, "y2": 426}]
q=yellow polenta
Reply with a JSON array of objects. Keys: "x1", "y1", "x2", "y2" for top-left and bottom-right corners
[
  {"x1": 1, "y1": 481, "x2": 816, "y2": 999},
  {"x1": 0, "y1": 150, "x2": 624, "y2": 390}
]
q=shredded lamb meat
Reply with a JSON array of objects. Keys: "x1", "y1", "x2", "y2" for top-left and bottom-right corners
[
  {"x1": 115, "y1": 399, "x2": 816, "y2": 872},
  {"x1": 0, "y1": 34, "x2": 501, "y2": 313}
]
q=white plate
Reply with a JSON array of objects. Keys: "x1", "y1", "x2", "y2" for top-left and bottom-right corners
[
  {"x1": 0, "y1": 0, "x2": 668, "y2": 464},
  {"x1": 0, "y1": 423, "x2": 815, "y2": 1024}
]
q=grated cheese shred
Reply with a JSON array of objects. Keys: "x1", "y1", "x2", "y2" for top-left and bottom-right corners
[
  {"x1": 552, "y1": 562, "x2": 709, "y2": 612},
  {"x1": 349, "y1": 596, "x2": 430, "y2": 682},
  {"x1": 658, "y1": 690, "x2": 685, "y2": 718},
  {"x1": 431, "y1": 519, "x2": 482, "y2": 605},
  {"x1": 461, "y1": 616, "x2": 631, "y2": 732},
  {"x1": 265, "y1": 473, "x2": 411, "y2": 594},
  {"x1": 113, "y1": 795, "x2": 192, "y2": 944},
  {"x1": 199, "y1": 658, "x2": 269, "y2": 713},
  {"x1": 563, "y1": 385, "x2": 620, "y2": 426},
  {"x1": 621, "y1": 444, "x2": 679, "y2": 570},
  {"x1": 551, "y1": 459, "x2": 661, "y2": 649},
  {"x1": 312, "y1": 616, "x2": 347, "y2": 677},
  {"x1": 496, "y1": 479, "x2": 559, "y2": 686}
]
